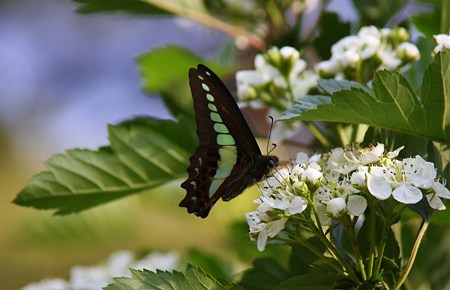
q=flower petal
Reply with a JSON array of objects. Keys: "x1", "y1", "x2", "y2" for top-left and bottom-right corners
[
  {"x1": 347, "y1": 195, "x2": 367, "y2": 216},
  {"x1": 432, "y1": 182, "x2": 450, "y2": 198},
  {"x1": 392, "y1": 184, "x2": 422, "y2": 204},
  {"x1": 257, "y1": 229, "x2": 268, "y2": 251},
  {"x1": 367, "y1": 173, "x2": 392, "y2": 200},
  {"x1": 288, "y1": 196, "x2": 307, "y2": 214},
  {"x1": 426, "y1": 193, "x2": 446, "y2": 210}
]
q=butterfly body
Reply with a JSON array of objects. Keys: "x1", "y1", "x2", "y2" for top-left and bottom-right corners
[{"x1": 180, "y1": 65, "x2": 278, "y2": 218}]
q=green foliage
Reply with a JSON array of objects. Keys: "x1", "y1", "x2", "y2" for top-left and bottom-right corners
[
  {"x1": 138, "y1": 46, "x2": 228, "y2": 118},
  {"x1": 413, "y1": 0, "x2": 450, "y2": 38},
  {"x1": 186, "y1": 249, "x2": 234, "y2": 282},
  {"x1": 105, "y1": 264, "x2": 232, "y2": 290},
  {"x1": 280, "y1": 51, "x2": 450, "y2": 144},
  {"x1": 238, "y1": 258, "x2": 291, "y2": 290},
  {"x1": 352, "y1": 0, "x2": 408, "y2": 27},
  {"x1": 14, "y1": 118, "x2": 196, "y2": 214},
  {"x1": 74, "y1": 0, "x2": 167, "y2": 14},
  {"x1": 274, "y1": 273, "x2": 343, "y2": 290}
]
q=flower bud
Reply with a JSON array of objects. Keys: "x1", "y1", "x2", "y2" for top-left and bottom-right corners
[{"x1": 327, "y1": 197, "x2": 347, "y2": 218}]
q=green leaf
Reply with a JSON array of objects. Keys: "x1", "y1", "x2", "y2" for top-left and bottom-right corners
[
  {"x1": 73, "y1": 0, "x2": 167, "y2": 14},
  {"x1": 105, "y1": 264, "x2": 229, "y2": 290},
  {"x1": 318, "y1": 79, "x2": 369, "y2": 95},
  {"x1": 280, "y1": 51, "x2": 450, "y2": 144},
  {"x1": 289, "y1": 238, "x2": 338, "y2": 276},
  {"x1": 239, "y1": 258, "x2": 291, "y2": 290},
  {"x1": 138, "y1": 46, "x2": 205, "y2": 94},
  {"x1": 14, "y1": 117, "x2": 196, "y2": 215},
  {"x1": 274, "y1": 272, "x2": 342, "y2": 290},
  {"x1": 412, "y1": 10, "x2": 441, "y2": 40},
  {"x1": 137, "y1": 46, "x2": 229, "y2": 118}
]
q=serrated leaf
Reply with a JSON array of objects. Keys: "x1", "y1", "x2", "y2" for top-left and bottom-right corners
[
  {"x1": 318, "y1": 79, "x2": 369, "y2": 95},
  {"x1": 106, "y1": 264, "x2": 228, "y2": 290},
  {"x1": 274, "y1": 272, "x2": 342, "y2": 290},
  {"x1": 280, "y1": 51, "x2": 450, "y2": 144},
  {"x1": 14, "y1": 117, "x2": 196, "y2": 215}
]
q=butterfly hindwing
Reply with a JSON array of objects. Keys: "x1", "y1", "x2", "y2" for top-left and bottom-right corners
[{"x1": 180, "y1": 65, "x2": 278, "y2": 218}]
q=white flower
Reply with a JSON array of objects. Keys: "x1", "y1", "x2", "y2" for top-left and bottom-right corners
[
  {"x1": 291, "y1": 71, "x2": 319, "y2": 98},
  {"x1": 433, "y1": 34, "x2": 450, "y2": 54},
  {"x1": 367, "y1": 155, "x2": 437, "y2": 204},
  {"x1": 301, "y1": 163, "x2": 322, "y2": 184},
  {"x1": 408, "y1": 155, "x2": 436, "y2": 189},
  {"x1": 21, "y1": 279, "x2": 68, "y2": 290},
  {"x1": 290, "y1": 58, "x2": 307, "y2": 75},
  {"x1": 315, "y1": 60, "x2": 342, "y2": 77},
  {"x1": 367, "y1": 170, "x2": 392, "y2": 200},
  {"x1": 358, "y1": 26, "x2": 381, "y2": 59},
  {"x1": 397, "y1": 42, "x2": 420, "y2": 61},
  {"x1": 247, "y1": 212, "x2": 288, "y2": 251},
  {"x1": 360, "y1": 143, "x2": 384, "y2": 164},
  {"x1": 427, "y1": 182, "x2": 450, "y2": 210},
  {"x1": 347, "y1": 195, "x2": 367, "y2": 216},
  {"x1": 132, "y1": 252, "x2": 179, "y2": 272},
  {"x1": 70, "y1": 265, "x2": 110, "y2": 290},
  {"x1": 387, "y1": 146, "x2": 404, "y2": 159},
  {"x1": 351, "y1": 166, "x2": 368, "y2": 187},
  {"x1": 106, "y1": 250, "x2": 134, "y2": 277},
  {"x1": 280, "y1": 46, "x2": 300, "y2": 62},
  {"x1": 296, "y1": 152, "x2": 309, "y2": 164},
  {"x1": 378, "y1": 48, "x2": 402, "y2": 69},
  {"x1": 235, "y1": 70, "x2": 265, "y2": 100},
  {"x1": 288, "y1": 195, "x2": 308, "y2": 214},
  {"x1": 392, "y1": 184, "x2": 423, "y2": 204},
  {"x1": 327, "y1": 197, "x2": 347, "y2": 218}
]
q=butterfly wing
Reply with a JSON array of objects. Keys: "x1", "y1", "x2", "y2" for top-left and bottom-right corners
[{"x1": 180, "y1": 64, "x2": 263, "y2": 218}]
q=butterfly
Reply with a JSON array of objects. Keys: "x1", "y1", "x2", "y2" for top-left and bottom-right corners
[{"x1": 180, "y1": 64, "x2": 279, "y2": 218}]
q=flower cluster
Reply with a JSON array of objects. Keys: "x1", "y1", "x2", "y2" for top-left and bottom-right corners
[
  {"x1": 236, "y1": 46, "x2": 319, "y2": 110},
  {"x1": 21, "y1": 250, "x2": 180, "y2": 290},
  {"x1": 247, "y1": 144, "x2": 450, "y2": 251},
  {"x1": 433, "y1": 33, "x2": 450, "y2": 54},
  {"x1": 316, "y1": 26, "x2": 420, "y2": 79}
]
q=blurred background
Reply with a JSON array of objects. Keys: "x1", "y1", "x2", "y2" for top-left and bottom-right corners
[{"x1": 0, "y1": 0, "x2": 237, "y2": 288}]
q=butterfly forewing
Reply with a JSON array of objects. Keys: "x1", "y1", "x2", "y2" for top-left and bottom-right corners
[{"x1": 180, "y1": 65, "x2": 278, "y2": 218}]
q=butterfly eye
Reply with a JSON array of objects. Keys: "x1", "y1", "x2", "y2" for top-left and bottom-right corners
[{"x1": 267, "y1": 159, "x2": 276, "y2": 169}]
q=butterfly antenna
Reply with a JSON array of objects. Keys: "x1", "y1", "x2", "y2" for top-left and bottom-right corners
[{"x1": 266, "y1": 116, "x2": 277, "y2": 154}]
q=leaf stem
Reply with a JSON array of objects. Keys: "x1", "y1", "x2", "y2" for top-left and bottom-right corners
[
  {"x1": 393, "y1": 219, "x2": 429, "y2": 290},
  {"x1": 142, "y1": 0, "x2": 266, "y2": 50},
  {"x1": 307, "y1": 202, "x2": 360, "y2": 284},
  {"x1": 373, "y1": 206, "x2": 392, "y2": 273},
  {"x1": 366, "y1": 205, "x2": 376, "y2": 278},
  {"x1": 342, "y1": 216, "x2": 367, "y2": 281},
  {"x1": 304, "y1": 122, "x2": 331, "y2": 147}
]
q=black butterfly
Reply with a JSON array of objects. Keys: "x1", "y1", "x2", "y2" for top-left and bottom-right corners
[{"x1": 180, "y1": 64, "x2": 279, "y2": 218}]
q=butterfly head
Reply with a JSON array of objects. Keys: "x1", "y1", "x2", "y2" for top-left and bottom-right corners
[{"x1": 255, "y1": 155, "x2": 279, "y2": 180}]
